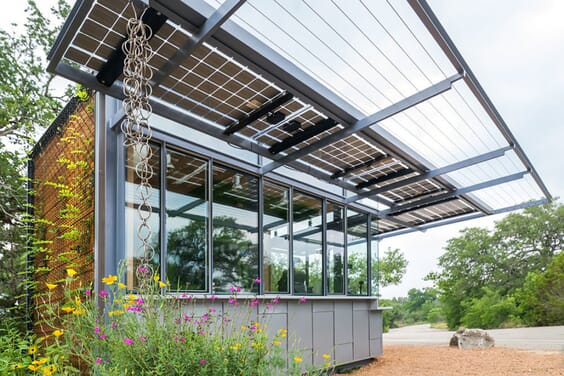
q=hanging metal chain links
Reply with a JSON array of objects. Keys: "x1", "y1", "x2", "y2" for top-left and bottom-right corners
[{"x1": 121, "y1": 5, "x2": 155, "y2": 289}]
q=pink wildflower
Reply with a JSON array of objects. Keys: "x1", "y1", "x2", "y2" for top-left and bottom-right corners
[
  {"x1": 199, "y1": 359, "x2": 206, "y2": 365},
  {"x1": 254, "y1": 277, "x2": 261, "y2": 284},
  {"x1": 249, "y1": 299, "x2": 259, "y2": 307},
  {"x1": 299, "y1": 296, "x2": 307, "y2": 303},
  {"x1": 85, "y1": 289, "x2": 91, "y2": 296},
  {"x1": 208, "y1": 295, "x2": 216, "y2": 301},
  {"x1": 139, "y1": 336, "x2": 147, "y2": 342},
  {"x1": 94, "y1": 327, "x2": 100, "y2": 334},
  {"x1": 228, "y1": 297, "x2": 237, "y2": 304},
  {"x1": 99, "y1": 290, "x2": 108, "y2": 297},
  {"x1": 95, "y1": 357, "x2": 103, "y2": 364},
  {"x1": 99, "y1": 334, "x2": 106, "y2": 340},
  {"x1": 272, "y1": 297, "x2": 280, "y2": 304},
  {"x1": 209, "y1": 307, "x2": 217, "y2": 313},
  {"x1": 123, "y1": 338, "x2": 134, "y2": 345},
  {"x1": 266, "y1": 304, "x2": 273, "y2": 310}
]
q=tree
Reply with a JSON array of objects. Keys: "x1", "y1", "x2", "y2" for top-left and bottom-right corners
[
  {"x1": 0, "y1": 0, "x2": 70, "y2": 324},
  {"x1": 378, "y1": 247, "x2": 408, "y2": 288},
  {"x1": 428, "y1": 201, "x2": 563, "y2": 329}
]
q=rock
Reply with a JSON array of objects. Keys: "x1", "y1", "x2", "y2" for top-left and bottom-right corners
[{"x1": 450, "y1": 328, "x2": 495, "y2": 349}]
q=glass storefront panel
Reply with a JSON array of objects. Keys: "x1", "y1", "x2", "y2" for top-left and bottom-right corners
[
  {"x1": 371, "y1": 217, "x2": 379, "y2": 296},
  {"x1": 347, "y1": 209, "x2": 368, "y2": 296},
  {"x1": 165, "y1": 149, "x2": 208, "y2": 291},
  {"x1": 263, "y1": 182, "x2": 290, "y2": 293},
  {"x1": 293, "y1": 191, "x2": 323, "y2": 295},
  {"x1": 212, "y1": 165, "x2": 259, "y2": 293},
  {"x1": 124, "y1": 143, "x2": 161, "y2": 290},
  {"x1": 327, "y1": 202, "x2": 345, "y2": 294}
]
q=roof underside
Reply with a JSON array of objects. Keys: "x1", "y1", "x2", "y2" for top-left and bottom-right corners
[{"x1": 47, "y1": 0, "x2": 551, "y2": 238}]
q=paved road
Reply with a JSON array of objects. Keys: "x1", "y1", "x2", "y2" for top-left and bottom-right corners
[{"x1": 384, "y1": 324, "x2": 564, "y2": 352}]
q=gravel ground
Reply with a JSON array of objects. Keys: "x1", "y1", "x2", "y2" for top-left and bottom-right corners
[{"x1": 338, "y1": 345, "x2": 564, "y2": 376}]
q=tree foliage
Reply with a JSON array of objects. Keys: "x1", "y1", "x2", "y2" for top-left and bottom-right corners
[
  {"x1": 379, "y1": 247, "x2": 408, "y2": 288},
  {"x1": 428, "y1": 201, "x2": 563, "y2": 329},
  {"x1": 0, "y1": 0, "x2": 70, "y2": 323}
]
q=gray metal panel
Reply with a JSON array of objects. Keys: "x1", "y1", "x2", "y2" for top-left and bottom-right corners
[
  {"x1": 369, "y1": 338, "x2": 382, "y2": 357},
  {"x1": 288, "y1": 301, "x2": 313, "y2": 351},
  {"x1": 353, "y1": 300, "x2": 370, "y2": 311},
  {"x1": 353, "y1": 310, "x2": 370, "y2": 359},
  {"x1": 313, "y1": 301, "x2": 334, "y2": 313},
  {"x1": 369, "y1": 311, "x2": 382, "y2": 341},
  {"x1": 334, "y1": 302, "x2": 353, "y2": 344},
  {"x1": 313, "y1": 311, "x2": 335, "y2": 365},
  {"x1": 335, "y1": 343, "x2": 354, "y2": 365}
]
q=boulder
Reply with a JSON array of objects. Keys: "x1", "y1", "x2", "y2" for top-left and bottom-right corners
[{"x1": 450, "y1": 328, "x2": 494, "y2": 349}]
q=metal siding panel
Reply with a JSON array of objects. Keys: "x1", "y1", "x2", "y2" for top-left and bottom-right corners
[
  {"x1": 313, "y1": 311, "x2": 334, "y2": 365},
  {"x1": 288, "y1": 301, "x2": 313, "y2": 354},
  {"x1": 334, "y1": 302, "x2": 353, "y2": 344},
  {"x1": 335, "y1": 342, "x2": 354, "y2": 364},
  {"x1": 313, "y1": 301, "x2": 334, "y2": 313},
  {"x1": 353, "y1": 310, "x2": 370, "y2": 359}
]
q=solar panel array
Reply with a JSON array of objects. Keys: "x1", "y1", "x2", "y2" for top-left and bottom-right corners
[{"x1": 51, "y1": 0, "x2": 548, "y2": 236}]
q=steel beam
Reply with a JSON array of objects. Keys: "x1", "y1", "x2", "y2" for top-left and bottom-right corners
[
  {"x1": 349, "y1": 145, "x2": 512, "y2": 202},
  {"x1": 47, "y1": 0, "x2": 94, "y2": 73},
  {"x1": 376, "y1": 198, "x2": 548, "y2": 240},
  {"x1": 260, "y1": 73, "x2": 463, "y2": 174},
  {"x1": 380, "y1": 171, "x2": 528, "y2": 216},
  {"x1": 152, "y1": 0, "x2": 246, "y2": 88},
  {"x1": 408, "y1": 0, "x2": 551, "y2": 201}
]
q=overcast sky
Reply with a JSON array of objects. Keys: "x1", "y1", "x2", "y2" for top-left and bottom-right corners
[{"x1": 1, "y1": 1, "x2": 562, "y2": 298}]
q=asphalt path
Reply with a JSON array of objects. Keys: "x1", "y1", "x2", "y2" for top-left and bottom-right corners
[{"x1": 384, "y1": 324, "x2": 564, "y2": 352}]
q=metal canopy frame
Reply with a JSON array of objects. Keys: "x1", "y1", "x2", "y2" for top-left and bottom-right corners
[{"x1": 47, "y1": 0, "x2": 551, "y2": 239}]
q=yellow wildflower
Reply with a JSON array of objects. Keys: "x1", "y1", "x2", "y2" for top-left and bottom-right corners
[
  {"x1": 45, "y1": 283, "x2": 57, "y2": 290},
  {"x1": 256, "y1": 328, "x2": 263, "y2": 333},
  {"x1": 61, "y1": 306, "x2": 75, "y2": 313},
  {"x1": 322, "y1": 353, "x2": 331, "y2": 360},
  {"x1": 118, "y1": 282, "x2": 127, "y2": 289},
  {"x1": 28, "y1": 364, "x2": 40, "y2": 371},
  {"x1": 13, "y1": 363, "x2": 23, "y2": 369},
  {"x1": 325, "y1": 362, "x2": 331, "y2": 367},
  {"x1": 28, "y1": 345, "x2": 38, "y2": 354},
  {"x1": 108, "y1": 310, "x2": 124, "y2": 317},
  {"x1": 53, "y1": 329, "x2": 63, "y2": 337},
  {"x1": 102, "y1": 275, "x2": 118, "y2": 285},
  {"x1": 273, "y1": 340, "x2": 282, "y2": 346},
  {"x1": 66, "y1": 268, "x2": 77, "y2": 277},
  {"x1": 293, "y1": 356, "x2": 302, "y2": 363},
  {"x1": 73, "y1": 308, "x2": 85, "y2": 315},
  {"x1": 75, "y1": 296, "x2": 81, "y2": 305},
  {"x1": 158, "y1": 281, "x2": 167, "y2": 288},
  {"x1": 240, "y1": 325, "x2": 248, "y2": 331},
  {"x1": 153, "y1": 274, "x2": 160, "y2": 282},
  {"x1": 42, "y1": 364, "x2": 56, "y2": 375}
]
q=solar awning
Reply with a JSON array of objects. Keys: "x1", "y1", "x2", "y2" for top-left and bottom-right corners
[{"x1": 47, "y1": 0, "x2": 551, "y2": 238}]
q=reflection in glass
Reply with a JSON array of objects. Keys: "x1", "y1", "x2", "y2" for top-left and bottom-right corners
[
  {"x1": 212, "y1": 165, "x2": 258, "y2": 293},
  {"x1": 124, "y1": 143, "x2": 161, "y2": 290},
  {"x1": 371, "y1": 217, "x2": 379, "y2": 296},
  {"x1": 347, "y1": 209, "x2": 368, "y2": 296},
  {"x1": 327, "y1": 202, "x2": 345, "y2": 294},
  {"x1": 165, "y1": 150, "x2": 208, "y2": 291},
  {"x1": 263, "y1": 182, "x2": 290, "y2": 293},
  {"x1": 293, "y1": 191, "x2": 323, "y2": 295}
]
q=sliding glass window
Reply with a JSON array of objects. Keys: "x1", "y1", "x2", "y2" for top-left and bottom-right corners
[
  {"x1": 326, "y1": 202, "x2": 345, "y2": 294},
  {"x1": 124, "y1": 143, "x2": 161, "y2": 290},
  {"x1": 293, "y1": 191, "x2": 323, "y2": 295},
  {"x1": 212, "y1": 165, "x2": 259, "y2": 293},
  {"x1": 263, "y1": 182, "x2": 290, "y2": 293},
  {"x1": 347, "y1": 209, "x2": 368, "y2": 296},
  {"x1": 165, "y1": 149, "x2": 208, "y2": 291}
]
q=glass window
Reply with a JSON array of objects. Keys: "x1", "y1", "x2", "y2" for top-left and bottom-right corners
[
  {"x1": 371, "y1": 217, "x2": 379, "y2": 296},
  {"x1": 263, "y1": 182, "x2": 290, "y2": 293},
  {"x1": 212, "y1": 165, "x2": 259, "y2": 293},
  {"x1": 293, "y1": 191, "x2": 323, "y2": 295},
  {"x1": 347, "y1": 209, "x2": 368, "y2": 296},
  {"x1": 165, "y1": 149, "x2": 208, "y2": 291},
  {"x1": 326, "y1": 202, "x2": 345, "y2": 294},
  {"x1": 124, "y1": 143, "x2": 161, "y2": 290}
]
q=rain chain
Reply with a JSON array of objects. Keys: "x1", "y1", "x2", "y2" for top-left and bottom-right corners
[{"x1": 121, "y1": 7, "x2": 155, "y2": 289}]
